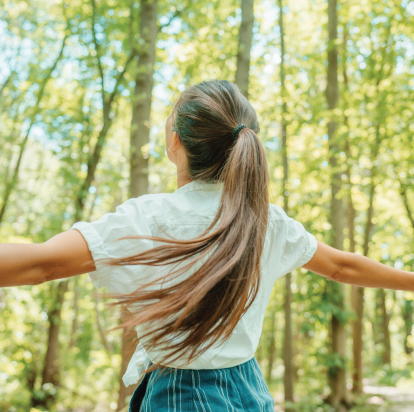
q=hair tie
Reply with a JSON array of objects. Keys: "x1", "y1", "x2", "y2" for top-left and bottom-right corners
[{"x1": 232, "y1": 124, "x2": 247, "y2": 141}]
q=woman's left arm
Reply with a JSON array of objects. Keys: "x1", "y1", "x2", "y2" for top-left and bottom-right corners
[{"x1": 0, "y1": 229, "x2": 95, "y2": 287}]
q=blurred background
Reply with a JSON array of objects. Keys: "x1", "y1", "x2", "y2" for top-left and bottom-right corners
[{"x1": 1, "y1": 0, "x2": 414, "y2": 411}]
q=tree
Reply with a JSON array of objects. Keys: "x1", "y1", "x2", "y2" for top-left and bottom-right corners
[
  {"x1": 34, "y1": 1, "x2": 137, "y2": 407},
  {"x1": 278, "y1": 0, "x2": 295, "y2": 409},
  {"x1": 325, "y1": 0, "x2": 352, "y2": 407},
  {"x1": 235, "y1": 0, "x2": 254, "y2": 98},
  {"x1": 117, "y1": 0, "x2": 158, "y2": 410},
  {"x1": 0, "y1": 29, "x2": 68, "y2": 226}
]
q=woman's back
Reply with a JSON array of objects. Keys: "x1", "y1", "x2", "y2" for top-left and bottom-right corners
[{"x1": 71, "y1": 179, "x2": 317, "y2": 386}]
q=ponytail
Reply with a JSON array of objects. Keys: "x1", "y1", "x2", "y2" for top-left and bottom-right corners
[{"x1": 97, "y1": 80, "x2": 269, "y2": 377}]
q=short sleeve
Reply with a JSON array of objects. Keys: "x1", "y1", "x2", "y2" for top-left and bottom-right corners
[
  {"x1": 265, "y1": 204, "x2": 318, "y2": 279},
  {"x1": 70, "y1": 198, "x2": 155, "y2": 293},
  {"x1": 280, "y1": 215, "x2": 318, "y2": 273}
]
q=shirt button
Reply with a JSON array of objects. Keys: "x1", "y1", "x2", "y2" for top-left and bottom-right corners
[{"x1": 138, "y1": 361, "x2": 144, "y2": 367}]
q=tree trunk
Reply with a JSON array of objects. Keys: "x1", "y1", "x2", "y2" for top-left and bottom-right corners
[
  {"x1": 343, "y1": 34, "x2": 364, "y2": 391},
  {"x1": 117, "y1": 308, "x2": 139, "y2": 412},
  {"x1": 117, "y1": 0, "x2": 158, "y2": 410},
  {"x1": 401, "y1": 298, "x2": 414, "y2": 355},
  {"x1": 129, "y1": 0, "x2": 158, "y2": 199},
  {"x1": 0, "y1": 32, "x2": 67, "y2": 226},
  {"x1": 32, "y1": 281, "x2": 69, "y2": 408},
  {"x1": 94, "y1": 287, "x2": 113, "y2": 353},
  {"x1": 373, "y1": 294, "x2": 381, "y2": 347},
  {"x1": 256, "y1": 339, "x2": 264, "y2": 363},
  {"x1": 398, "y1": 181, "x2": 414, "y2": 355},
  {"x1": 235, "y1": 0, "x2": 254, "y2": 98},
  {"x1": 69, "y1": 277, "x2": 80, "y2": 348},
  {"x1": 325, "y1": 0, "x2": 352, "y2": 407},
  {"x1": 378, "y1": 289, "x2": 391, "y2": 364},
  {"x1": 350, "y1": 142, "x2": 379, "y2": 393},
  {"x1": 267, "y1": 309, "x2": 277, "y2": 383},
  {"x1": 277, "y1": 0, "x2": 294, "y2": 408}
]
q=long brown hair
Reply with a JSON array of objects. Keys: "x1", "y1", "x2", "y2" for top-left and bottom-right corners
[{"x1": 98, "y1": 80, "x2": 269, "y2": 378}]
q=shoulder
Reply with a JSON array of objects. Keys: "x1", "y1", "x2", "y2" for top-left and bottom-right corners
[
  {"x1": 126, "y1": 191, "x2": 194, "y2": 223},
  {"x1": 268, "y1": 203, "x2": 291, "y2": 223},
  {"x1": 135, "y1": 190, "x2": 220, "y2": 224},
  {"x1": 122, "y1": 192, "x2": 171, "y2": 216}
]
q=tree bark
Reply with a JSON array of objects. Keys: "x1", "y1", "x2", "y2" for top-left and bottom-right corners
[
  {"x1": 94, "y1": 291, "x2": 113, "y2": 353},
  {"x1": 325, "y1": 0, "x2": 352, "y2": 407},
  {"x1": 117, "y1": 0, "x2": 158, "y2": 410},
  {"x1": 277, "y1": 1, "x2": 295, "y2": 408},
  {"x1": 398, "y1": 180, "x2": 414, "y2": 355},
  {"x1": 129, "y1": 0, "x2": 158, "y2": 199},
  {"x1": 401, "y1": 298, "x2": 414, "y2": 355},
  {"x1": 117, "y1": 308, "x2": 139, "y2": 412},
  {"x1": 399, "y1": 180, "x2": 414, "y2": 229},
  {"x1": 267, "y1": 309, "x2": 277, "y2": 382},
  {"x1": 378, "y1": 289, "x2": 391, "y2": 364},
  {"x1": 32, "y1": 281, "x2": 69, "y2": 408},
  {"x1": 69, "y1": 278, "x2": 80, "y2": 348},
  {"x1": 343, "y1": 27, "x2": 363, "y2": 393},
  {"x1": 235, "y1": 0, "x2": 254, "y2": 98}
]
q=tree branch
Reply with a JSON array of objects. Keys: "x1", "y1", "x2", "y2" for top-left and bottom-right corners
[{"x1": 91, "y1": 0, "x2": 105, "y2": 105}]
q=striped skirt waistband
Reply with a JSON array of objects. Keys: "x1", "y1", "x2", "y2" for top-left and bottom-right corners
[{"x1": 129, "y1": 356, "x2": 275, "y2": 412}]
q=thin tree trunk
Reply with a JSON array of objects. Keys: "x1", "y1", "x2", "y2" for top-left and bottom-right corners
[
  {"x1": 235, "y1": 0, "x2": 254, "y2": 98},
  {"x1": 129, "y1": 0, "x2": 157, "y2": 199},
  {"x1": 350, "y1": 158, "x2": 378, "y2": 393},
  {"x1": 398, "y1": 180, "x2": 414, "y2": 355},
  {"x1": 69, "y1": 278, "x2": 80, "y2": 348},
  {"x1": 373, "y1": 295, "x2": 381, "y2": 347},
  {"x1": 378, "y1": 289, "x2": 391, "y2": 364},
  {"x1": 0, "y1": 71, "x2": 13, "y2": 99},
  {"x1": 117, "y1": 0, "x2": 158, "y2": 410},
  {"x1": 0, "y1": 32, "x2": 68, "y2": 226},
  {"x1": 32, "y1": 281, "x2": 69, "y2": 408},
  {"x1": 325, "y1": 0, "x2": 351, "y2": 407},
  {"x1": 94, "y1": 291, "x2": 113, "y2": 353},
  {"x1": 343, "y1": 27, "x2": 364, "y2": 393},
  {"x1": 399, "y1": 181, "x2": 414, "y2": 229},
  {"x1": 267, "y1": 309, "x2": 277, "y2": 382},
  {"x1": 117, "y1": 307, "x2": 139, "y2": 412},
  {"x1": 256, "y1": 339, "x2": 264, "y2": 363},
  {"x1": 69, "y1": 190, "x2": 99, "y2": 349},
  {"x1": 401, "y1": 298, "x2": 414, "y2": 355},
  {"x1": 278, "y1": 0, "x2": 294, "y2": 408},
  {"x1": 1, "y1": 111, "x2": 20, "y2": 189}
]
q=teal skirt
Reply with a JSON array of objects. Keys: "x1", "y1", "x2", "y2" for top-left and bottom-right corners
[{"x1": 129, "y1": 356, "x2": 275, "y2": 411}]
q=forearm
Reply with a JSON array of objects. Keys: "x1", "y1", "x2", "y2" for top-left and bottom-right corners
[
  {"x1": 337, "y1": 251, "x2": 414, "y2": 291},
  {"x1": 0, "y1": 243, "x2": 47, "y2": 287}
]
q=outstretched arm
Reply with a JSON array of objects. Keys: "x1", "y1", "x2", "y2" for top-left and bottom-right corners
[
  {"x1": 0, "y1": 229, "x2": 95, "y2": 287},
  {"x1": 303, "y1": 240, "x2": 414, "y2": 291}
]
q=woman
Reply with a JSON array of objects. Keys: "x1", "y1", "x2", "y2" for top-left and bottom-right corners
[{"x1": 2, "y1": 80, "x2": 414, "y2": 411}]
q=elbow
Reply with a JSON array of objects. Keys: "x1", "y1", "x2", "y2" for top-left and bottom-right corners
[
  {"x1": 30, "y1": 267, "x2": 50, "y2": 285},
  {"x1": 31, "y1": 276, "x2": 48, "y2": 285},
  {"x1": 330, "y1": 266, "x2": 345, "y2": 283}
]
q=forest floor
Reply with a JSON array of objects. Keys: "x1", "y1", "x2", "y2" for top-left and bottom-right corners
[
  {"x1": 363, "y1": 378, "x2": 414, "y2": 412},
  {"x1": 271, "y1": 377, "x2": 414, "y2": 412}
]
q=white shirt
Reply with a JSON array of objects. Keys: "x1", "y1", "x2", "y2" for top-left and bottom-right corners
[{"x1": 70, "y1": 180, "x2": 318, "y2": 387}]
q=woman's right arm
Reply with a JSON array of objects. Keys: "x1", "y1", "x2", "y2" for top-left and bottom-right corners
[
  {"x1": 302, "y1": 240, "x2": 414, "y2": 292},
  {"x1": 0, "y1": 230, "x2": 95, "y2": 288}
]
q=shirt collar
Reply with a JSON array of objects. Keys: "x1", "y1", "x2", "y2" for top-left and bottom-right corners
[{"x1": 173, "y1": 180, "x2": 224, "y2": 195}]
